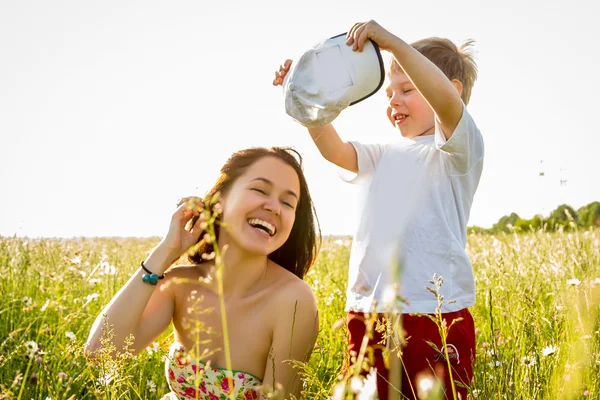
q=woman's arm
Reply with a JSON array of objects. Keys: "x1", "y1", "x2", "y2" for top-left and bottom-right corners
[
  {"x1": 84, "y1": 246, "x2": 175, "y2": 357},
  {"x1": 261, "y1": 281, "x2": 319, "y2": 398},
  {"x1": 84, "y1": 198, "x2": 206, "y2": 358}
]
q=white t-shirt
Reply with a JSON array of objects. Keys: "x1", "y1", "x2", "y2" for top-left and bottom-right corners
[{"x1": 342, "y1": 105, "x2": 484, "y2": 314}]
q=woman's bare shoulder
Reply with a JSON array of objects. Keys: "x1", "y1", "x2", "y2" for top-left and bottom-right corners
[
  {"x1": 165, "y1": 264, "x2": 197, "y2": 275},
  {"x1": 268, "y1": 263, "x2": 317, "y2": 310},
  {"x1": 161, "y1": 264, "x2": 209, "y2": 291}
]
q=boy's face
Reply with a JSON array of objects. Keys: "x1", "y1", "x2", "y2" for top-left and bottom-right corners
[{"x1": 385, "y1": 70, "x2": 435, "y2": 139}]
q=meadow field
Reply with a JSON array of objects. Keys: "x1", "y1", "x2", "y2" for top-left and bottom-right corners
[{"x1": 1, "y1": 229, "x2": 599, "y2": 399}]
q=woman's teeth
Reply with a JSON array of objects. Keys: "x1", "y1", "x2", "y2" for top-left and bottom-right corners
[{"x1": 248, "y1": 218, "x2": 276, "y2": 236}]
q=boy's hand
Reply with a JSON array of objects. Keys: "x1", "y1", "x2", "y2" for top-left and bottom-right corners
[
  {"x1": 346, "y1": 20, "x2": 399, "y2": 52},
  {"x1": 273, "y1": 59, "x2": 293, "y2": 86}
]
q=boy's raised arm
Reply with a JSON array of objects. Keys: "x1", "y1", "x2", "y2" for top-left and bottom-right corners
[
  {"x1": 308, "y1": 124, "x2": 358, "y2": 173},
  {"x1": 347, "y1": 21, "x2": 465, "y2": 139},
  {"x1": 273, "y1": 60, "x2": 358, "y2": 173}
]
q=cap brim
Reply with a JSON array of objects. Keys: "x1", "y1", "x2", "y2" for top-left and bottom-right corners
[{"x1": 326, "y1": 33, "x2": 385, "y2": 106}]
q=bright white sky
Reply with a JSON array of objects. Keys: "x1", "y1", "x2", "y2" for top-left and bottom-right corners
[{"x1": 1, "y1": 0, "x2": 598, "y2": 238}]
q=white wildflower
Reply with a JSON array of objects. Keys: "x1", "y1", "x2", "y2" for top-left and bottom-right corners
[
  {"x1": 349, "y1": 376, "x2": 363, "y2": 393},
  {"x1": 68, "y1": 266, "x2": 86, "y2": 277},
  {"x1": 71, "y1": 256, "x2": 81, "y2": 264},
  {"x1": 88, "y1": 278, "x2": 102, "y2": 285},
  {"x1": 488, "y1": 361, "x2": 502, "y2": 367},
  {"x1": 567, "y1": 278, "x2": 581, "y2": 286},
  {"x1": 520, "y1": 355, "x2": 536, "y2": 367},
  {"x1": 65, "y1": 331, "x2": 76, "y2": 343},
  {"x1": 25, "y1": 341, "x2": 38, "y2": 355},
  {"x1": 542, "y1": 345, "x2": 557, "y2": 357},
  {"x1": 40, "y1": 299, "x2": 50, "y2": 312},
  {"x1": 82, "y1": 293, "x2": 100, "y2": 307},
  {"x1": 331, "y1": 382, "x2": 346, "y2": 400},
  {"x1": 325, "y1": 294, "x2": 335, "y2": 307},
  {"x1": 97, "y1": 371, "x2": 116, "y2": 386},
  {"x1": 417, "y1": 375, "x2": 435, "y2": 400},
  {"x1": 101, "y1": 260, "x2": 117, "y2": 275},
  {"x1": 97, "y1": 254, "x2": 117, "y2": 276},
  {"x1": 146, "y1": 342, "x2": 160, "y2": 355},
  {"x1": 146, "y1": 379, "x2": 156, "y2": 393},
  {"x1": 22, "y1": 297, "x2": 32, "y2": 307},
  {"x1": 592, "y1": 278, "x2": 600, "y2": 287},
  {"x1": 357, "y1": 369, "x2": 378, "y2": 400}
]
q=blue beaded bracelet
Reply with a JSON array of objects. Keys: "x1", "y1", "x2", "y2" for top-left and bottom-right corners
[{"x1": 141, "y1": 261, "x2": 165, "y2": 286}]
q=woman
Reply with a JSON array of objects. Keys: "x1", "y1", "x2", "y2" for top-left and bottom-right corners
[{"x1": 85, "y1": 147, "x2": 321, "y2": 399}]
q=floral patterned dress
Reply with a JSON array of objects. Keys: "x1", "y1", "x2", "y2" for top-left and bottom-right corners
[{"x1": 161, "y1": 342, "x2": 262, "y2": 400}]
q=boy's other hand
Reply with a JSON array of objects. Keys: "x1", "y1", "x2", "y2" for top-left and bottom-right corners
[
  {"x1": 273, "y1": 59, "x2": 293, "y2": 86},
  {"x1": 346, "y1": 20, "x2": 398, "y2": 52}
]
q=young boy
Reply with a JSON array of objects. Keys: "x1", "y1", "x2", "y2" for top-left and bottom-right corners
[{"x1": 274, "y1": 20, "x2": 483, "y2": 399}]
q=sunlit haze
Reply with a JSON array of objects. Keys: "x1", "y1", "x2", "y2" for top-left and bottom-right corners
[{"x1": 1, "y1": 0, "x2": 598, "y2": 238}]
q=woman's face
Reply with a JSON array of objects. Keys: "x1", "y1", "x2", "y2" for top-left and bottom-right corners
[{"x1": 219, "y1": 156, "x2": 300, "y2": 256}]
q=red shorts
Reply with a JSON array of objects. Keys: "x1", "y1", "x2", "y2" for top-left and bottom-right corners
[{"x1": 347, "y1": 309, "x2": 476, "y2": 400}]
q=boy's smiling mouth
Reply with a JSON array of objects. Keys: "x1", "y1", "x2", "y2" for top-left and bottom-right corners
[{"x1": 392, "y1": 113, "x2": 408, "y2": 124}]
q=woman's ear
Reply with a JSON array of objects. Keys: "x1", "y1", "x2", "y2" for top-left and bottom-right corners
[{"x1": 216, "y1": 192, "x2": 227, "y2": 212}]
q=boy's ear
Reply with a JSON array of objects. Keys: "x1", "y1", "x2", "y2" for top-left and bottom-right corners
[{"x1": 451, "y1": 79, "x2": 464, "y2": 98}]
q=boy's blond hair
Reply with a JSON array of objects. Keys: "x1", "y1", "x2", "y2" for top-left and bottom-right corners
[{"x1": 391, "y1": 38, "x2": 478, "y2": 104}]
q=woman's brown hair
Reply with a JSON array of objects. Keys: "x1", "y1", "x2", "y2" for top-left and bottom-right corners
[{"x1": 188, "y1": 147, "x2": 321, "y2": 279}]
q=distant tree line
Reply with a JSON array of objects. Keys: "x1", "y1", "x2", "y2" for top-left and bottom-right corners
[{"x1": 469, "y1": 201, "x2": 600, "y2": 234}]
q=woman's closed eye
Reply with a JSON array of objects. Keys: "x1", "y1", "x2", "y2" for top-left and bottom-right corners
[
  {"x1": 251, "y1": 187, "x2": 295, "y2": 209},
  {"x1": 281, "y1": 200, "x2": 295, "y2": 209}
]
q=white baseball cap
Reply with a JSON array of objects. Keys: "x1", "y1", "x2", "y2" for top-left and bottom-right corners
[{"x1": 282, "y1": 33, "x2": 385, "y2": 128}]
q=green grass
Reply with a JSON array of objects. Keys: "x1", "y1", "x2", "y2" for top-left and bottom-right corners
[{"x1": 1, "y1": 230, "x2": 599, "y2": 399}]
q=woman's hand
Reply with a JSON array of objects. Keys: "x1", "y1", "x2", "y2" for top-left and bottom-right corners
[
  {"x1": 158, "y1": 197, "x2": 207, "y2": 263},
  {"x1": 272, "y1": 59, "x2": 293, "y2": 86}
]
